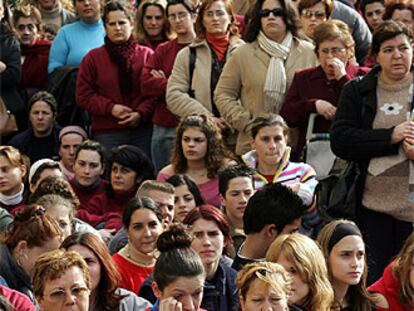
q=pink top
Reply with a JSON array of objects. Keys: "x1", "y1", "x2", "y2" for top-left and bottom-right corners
[{"x1": 157, "y1": 172, "x2": 220, "y2": 208}]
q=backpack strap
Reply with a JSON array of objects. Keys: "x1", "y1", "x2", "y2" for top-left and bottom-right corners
[{"x1": 188, "y1": 47, "x2": 196, "y2": 98}]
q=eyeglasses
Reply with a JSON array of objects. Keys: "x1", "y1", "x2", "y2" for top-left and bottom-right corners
[
  {"x1": 205, "y1": 9, "x2": 227, "y2": 18},
  {"x1": 259, "y1": 8, "x2": 284, "y2": 18},
  {"x1": 320, "y1": 47, "x2": 346, "y2": 55},
  {"x1": 168, "y1": 11, "x2": 189, "y2": 21},
  {"x1": 365, "y1": 8, "x2": 384, "y2": 18},
  {"x1": 16, "y1": 24, "x2": 37, "y2": 31},
  {"x1": 44, "y1": 286, "x2": 90, "y2": 302},
  {"x1": 301, "y1": 10, "x2": 326, "y2": 19}
]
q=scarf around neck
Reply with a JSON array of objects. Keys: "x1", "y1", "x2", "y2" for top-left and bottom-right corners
[
  {"x1": 206, "y1": 32, "x2": 229, "y2": 61},
  {"x1": 104, "y1": 35, "x2": 137, "y2": 95},
  {"x1": 257, "y1": 30, "x2": 292, "y2": 113},
  {"x1": 0, "y1": 183, "x2": 24, "y2": 206}
]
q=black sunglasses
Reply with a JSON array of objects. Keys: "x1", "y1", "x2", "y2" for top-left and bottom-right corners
[{"x1": 259, "y1": 8, "x2": 284, "y2": 18}]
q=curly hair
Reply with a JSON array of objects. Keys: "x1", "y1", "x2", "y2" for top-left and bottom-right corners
[{"x1": 171, "y1": 114, "x2": 232, "y2": 179}]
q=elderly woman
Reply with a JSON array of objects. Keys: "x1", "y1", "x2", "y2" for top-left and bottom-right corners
[
  {"x1": 0, "y1": 205, "x2": 62, "y2": 303},
  {"x1": 48, "y1": 0, "x2": 104, "y2": 73},
  {"x1": 331, "y1": 20, "x2": 414, "y2": 284},
  {"x1": 214, "y1": 0, "x2": 317, "y2": 155},
  {"x1": 297, "y1": 0, "x2": 329, "y2": 39},
  {"x1": 13, "y1": 5, "x2": 51, "y2": 93},
  {"x1": 135, "y1": 0, "x2": 171, "y2": 50},
  {"x1": 76, "y1": 1, "x2": 153, "y2": 153},
  {"x1": 166, "y1": 0, "x2": 244, "y2": 135},
  {"x1": 383, "y1": 2, "x2": 414, "y2": 34},
  {"x1": 32, "y1": 249, "x2": 90, "y2": 311},
  {"x1": 281, "y1": 20, "x2": 369, "y2": 156}
]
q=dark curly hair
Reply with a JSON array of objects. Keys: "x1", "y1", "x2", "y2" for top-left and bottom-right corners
[{"x1": 171, "y1": 114, "x2": 232, "y2": 179}]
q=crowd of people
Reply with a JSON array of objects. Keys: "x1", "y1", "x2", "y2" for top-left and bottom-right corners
[{"x1": 1, "y1": 0, "x2": 414, "y2": 310}]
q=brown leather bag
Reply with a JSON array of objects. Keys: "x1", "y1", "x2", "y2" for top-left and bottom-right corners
[{"x1": 0, "y1": 97, "x2": 18, "y2": 135}]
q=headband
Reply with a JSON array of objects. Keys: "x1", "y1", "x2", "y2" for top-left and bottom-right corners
[{"x1": 327, "y1": 223, "x2": 362, "y2": 253}]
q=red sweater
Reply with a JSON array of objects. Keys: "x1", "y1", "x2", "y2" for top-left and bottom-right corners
[
  {"x1": 76, "y1": 44, "x2": 153, "y2": 133},
  {"x1": 368, "y1": 261, "x2": 413, "y2": 311},
  {"x1": 0, "y1": 285, "x2": 36, "y2": 311},
  {"x1": 280, "y1": 64, "x2": 369, "y2": 155},
  {"x1": 141, "y1": 39, "x2": 187, "y2": 128},
  {"x1": 70, "y1": 178, "x2": 107, "y2": 213},
  {"x1": 21, "y1": 38, "x2": 51, "y2": 90},
  {"x1": 112, "y1": 253, "x2": 154, "y2": 294},
  {"x1": 75, "y1": 188, "x2": 135, "y2": 231}
]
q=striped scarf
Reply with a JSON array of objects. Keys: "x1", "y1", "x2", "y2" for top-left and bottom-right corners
[{"x1": 257, "y1": 30, "x2": 292, "y2": 113}]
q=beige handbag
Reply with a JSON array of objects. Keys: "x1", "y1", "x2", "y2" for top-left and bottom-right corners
[{"x1": 0, "y1": 97, "x2": 18, "y2": 135}]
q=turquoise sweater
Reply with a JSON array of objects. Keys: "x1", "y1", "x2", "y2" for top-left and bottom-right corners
[{"x1": 48, "y1": 19, "x2": 105, "y2": 73}]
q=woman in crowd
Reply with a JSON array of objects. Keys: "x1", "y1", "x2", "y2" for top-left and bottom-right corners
[
  {"x1": 317, "y1": 219, "x2": 377, "y2": 311},
  {"x1": 145, "y1": 224, "x2": 206, "y2": 311},
  {"x1": 297, "y1": 0, "x2": 329, "y2": 40},
  {"x1": 76, "y1": 145, "x2": 154, "y2": 231},
  {"x1": 136, "y1": 0, "x2": 171, "y2": 50},
  {"x1": 368, "y1": 232, "x2": 414, "y2": 310},
  {"x1": 236, "y1": 261, "x2": 291, "y2": 311},
  {"x1": 32, "y1": 249, "x2": 90, "y2": 311},
  {"x1": 141, "y1": 0, "x2": 197, "y2": 172},
  {"x1": 166, "y1": 174, "x2": 204, "y2": 222},
  {"x1": 0, "y1": 146, "x2": 28, "y2": 215},
  {"x1": 48, "y1": 0, "x2": 104, "y2": 73},
  {"x1": 266, "y1": 233, "x2": 334, "y2": 311},
  {"x1": 0, "y1": 205, "x2": 62, "y2": 303},
  {"x1": 28, "y1": 159, "x2": 63, "y2": 194},
  {"x1": 0, "y1": 0, "x2": 25, "y2": 135},
  {"x1": 383, "y1": 2, "x2": 414, "y2": 34},
  {"x1": 76, "y1": 1, "x2": 154, "y2": 154},
  {"x1": 215, "y1": 0, "x2": 317, "y2": 155},
  {"x1": 330, "y1": 20, "x2": 414, "y2": 284},
  {"x1": 241, "y1": 114, "x2": 318, "y2": 235},
  {"x1": 69, "y1": 140, "x2": 106, "y2": 212},
  {"x1": 281, "y1": 20, "x2": 369, "y2": 157},
  {"x1": 12, "y1": 5, "x2": 51, "y2": 95},
  {"x1": 112, "y1": 197, "x2": 164, "y2": 294},
  {"x1": 158, "y1": 114, "x2": 234, "y2": 207},
  {"x1": 183, "y1": 204, "x2": 238, "y2": 311},
  {"x1": 62, "y1": 232, "x2": 152, "y2": 310},
  {"x1": 166, "y1": 0, "x2": 244, "y2": 140}
]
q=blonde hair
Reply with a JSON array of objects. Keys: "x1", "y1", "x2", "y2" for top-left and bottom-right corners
[
  {"x1": 392, "y1": 232, "x2": 414, "y2": 307},
  {"x1": 0, "y1": 146, "x2": 28, "y2": 178},
  {"x1": 237, "y1": 261, "x2": 292, "y2": 300},
  {"x1": 137, "y1": 180, "x2": 175, "y2": 197},
  {"x1": 266, "y1": 233, "x2": 334, "y2": 311},
  {"x1": 317, "y1": 219, "x2": 376, "y2": 311},
  {"x1": 32, "y1": 249, "x2": 90, "y2": 297}
]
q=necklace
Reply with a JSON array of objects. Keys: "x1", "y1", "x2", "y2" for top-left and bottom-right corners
[{"x1": 122, "y1": 244, "x2": 156, "y2": 267}]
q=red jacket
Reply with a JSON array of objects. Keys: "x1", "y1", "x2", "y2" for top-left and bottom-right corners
[
  {"x1": 141, "y1": 39, "x2": 187, "y2": 128},
  {"x1": 75, "y1": 188, "x2": 135, "y2": 231},
  {"x1": 21, "y1": 38, "x2": 51, "y2": 90},
  {"x1": 0, "y1": 285, "x2": 36, "y2": 311},
  {"x1": 368, "y1": 261, "x2": 414, "y2": 311},
  {"x1": 76, "y1": 44, "x2": 153, "y2": 133},
  {"x1": 280, "y1": 64, "x2": 369, "y2": 156},
  {"x1": 70, "y1": 178, "x2": 107, "y2": 213}
]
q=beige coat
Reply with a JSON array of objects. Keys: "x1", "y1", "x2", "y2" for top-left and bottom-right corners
[
  {"x1": 214, "y1": 38, "x2": 318, "y2": 155},
  {"x1": 166, "y1": 36, "x2": 245, "y2": 119}
]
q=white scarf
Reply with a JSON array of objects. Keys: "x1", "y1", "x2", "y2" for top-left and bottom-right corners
[
  {"x1": 257, "y1": 31, "x2": 292, "y2": 113},
  {"x1": 0, "y1": 183, "x2": 24, "y2": 206}
]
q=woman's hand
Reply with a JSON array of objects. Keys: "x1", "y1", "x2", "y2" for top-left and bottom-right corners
[
  {"x1": 111, "y1": 104, "x2": 132, "y2": 119},
  {"x1": 0, "y1": 61, "x2": 6, "y2": 73},
  {"x1": 326, "y1": 58, "x2": 346, "y2": 80},
  {"x1": 315, "y1": 99, "x2": 336, "y2": 120},
  {"x1": 159, "y1": 297, "x2": 183, "y2": 311},
  {"x1": 213, "y1": 117, "x2": 230, "y2": 131},
  {"x1": 403, "y1": 138, "x2": 414, "y2": 160},
  {"x1": 118, "y1": 112, "x2": 141, "y2": 127},
  {"x1": 150, "y1": 69, "x2": 166, "y2": 79},
  {"x1": 391, "y1": 121, "x2": 414, "y2": 144}
]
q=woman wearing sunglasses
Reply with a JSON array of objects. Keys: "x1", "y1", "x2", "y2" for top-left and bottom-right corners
[
  {"x1": 215, "y1": 0, "x2": 317, "y2": 156},
  {"x1": 297, "y1": 0, "x2": 329, "y2": 39}
]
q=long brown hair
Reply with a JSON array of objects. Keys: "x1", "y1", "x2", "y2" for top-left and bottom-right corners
[
  {"x1": 171, "y1": 114, "x2": 232, "y2": 179},
  {"x1": 61, "y1": 232, "x2": 124, "y2": 311}
]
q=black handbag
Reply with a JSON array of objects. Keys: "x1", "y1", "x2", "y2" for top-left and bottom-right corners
[{"x1": 316, "y1": 159, "x2": 361, "y2": 221}]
